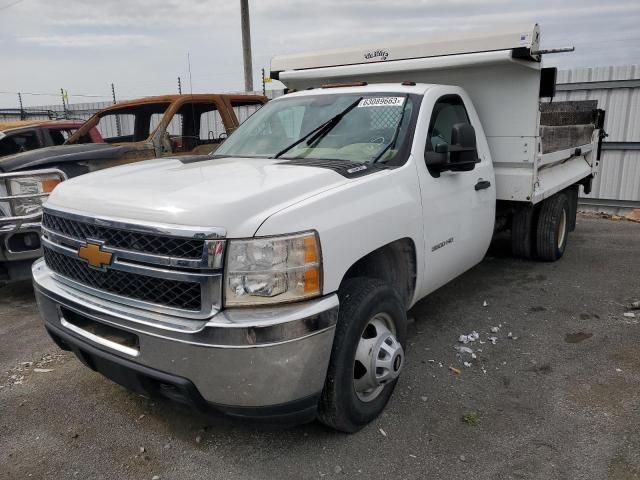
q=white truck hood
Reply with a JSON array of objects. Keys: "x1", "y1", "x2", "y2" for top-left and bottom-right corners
[{"x1": 46, "y1": 156, "x2": 350, "y2": 237}]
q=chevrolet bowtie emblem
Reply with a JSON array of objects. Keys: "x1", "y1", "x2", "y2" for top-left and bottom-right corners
[{"x1": 78, "y1": 242, "x2": 113, "y2": 269}]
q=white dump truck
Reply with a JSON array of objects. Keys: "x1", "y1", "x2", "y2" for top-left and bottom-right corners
[{"x1": 33, "y1": 24, "x2": 604, "y2": 431}]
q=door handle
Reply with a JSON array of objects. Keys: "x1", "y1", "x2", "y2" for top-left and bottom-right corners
[{"x1": 474, "y1": 179, "x2": 491, "y2": 191}]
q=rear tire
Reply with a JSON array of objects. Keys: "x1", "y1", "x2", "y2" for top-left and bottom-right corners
[
  {"x1": 511, "y1": 206, "x2": 535, "y2": 259},
  {"x1": 536, "y1": 193, "x2": 570, "y2": 262},
  {"x1": 318, "y1": 278, "x2": 407, "y2": 433}
]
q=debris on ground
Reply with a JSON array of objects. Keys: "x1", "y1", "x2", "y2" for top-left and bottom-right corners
[
  {"x1": 490, "y1": 326, "x2": 500, "y2": 333},
  {"x1": 463, "y1": 362, "x2": 472, "y2": 368},
  {"x1": 449, "y1": 366, "x2": 462, "y2": 375},
  {"x1": 462, "y1": 411, "x2": 481, "y2": 426},
  {"x1": 455, "y1": 346, "x2": 474, "y2": 355},
  {"x1": 489, "y1": 336, "x2": 498, "y2": 344},
  {"x1": 334, "y1": 465, "x2": 343, "y2": 474},
  {"x1": 623, "y1": 312, "x2": 636, "y2": 318},
  {"x1": 379, "y1": 428, "x2": 387, "y2": 437},
  {"x1": 458, "y1": 331, "x2": 480, "y2": 344},
  {"x1": 460, "y1": 455, "x2": 466, "y2": 462},
  {"x1": 483, "y1": 300, "x2": 488, "y2": 307},
  {"x1": 33, "y1": 368, "x2": 53, "y2": 373},
  {"x1": 628, "y1": 300, "x2": 640, "y2": 310}
]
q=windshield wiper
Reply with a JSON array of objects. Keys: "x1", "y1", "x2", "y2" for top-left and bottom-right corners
[
  {"x1": 372, "y1": 95, "x2": 409, "y2": 164},
  {"x1": 272, "y1": 96, "x2": 363, "y2": 159}
]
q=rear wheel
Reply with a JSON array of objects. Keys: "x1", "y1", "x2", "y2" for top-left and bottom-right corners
[
  {"x1": 511, "y1": 206, "x2": 535, "y2": 259},
  {"x1": 318, "y1": 278, "x2": 407, "y2": 432},
  {"x1": 536, "y1": 193, "x2": 570, "y2": 261}
]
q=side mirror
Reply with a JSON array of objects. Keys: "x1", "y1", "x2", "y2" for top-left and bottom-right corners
[
  {"x1": 425, "y1": 123, "x2": 479, "y2": 174},
  {"x1": 448, "y1": 123, "x2": 478, "y2": 171}
]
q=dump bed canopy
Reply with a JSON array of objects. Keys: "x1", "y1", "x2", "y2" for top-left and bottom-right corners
[{"x1": 271, "y1": 24, "x2": 541, "y2": 74}]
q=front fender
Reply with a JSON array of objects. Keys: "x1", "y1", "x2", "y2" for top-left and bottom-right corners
[{"x1": 255, "y1": 159, "x2": 425, "y2": 297}]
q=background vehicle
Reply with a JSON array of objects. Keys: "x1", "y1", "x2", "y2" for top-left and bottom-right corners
[
  {"x1": 33, "y1": 24, "x2": 604, "y2": 431},
  {"x1": 0, "y1": 120, "x2": 102, "y2": 158},
  {"x1": 1, "y1": 168, "x2": 65, "y2": 281},
  {"x1": 0, "y1": 94, "x2": 267, "y2": 177}
]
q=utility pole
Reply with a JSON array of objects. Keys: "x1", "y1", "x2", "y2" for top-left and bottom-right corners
[
  {"x1": 60, "y1": 88, "x2": 68, "y2": 119},
  {"x1": 178, "y1": 76, "x2": 182, "y2": 94},
  {"x1": 17, "y1": 92, "x2": 25, "y2": 120},
  {"x1": 240, "y1": 0, "x2": 253, "y2": 92}
]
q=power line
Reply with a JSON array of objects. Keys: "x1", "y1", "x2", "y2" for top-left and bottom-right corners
[{"x1": 0, "y1": 90, "x2": 110, "y2": 98}]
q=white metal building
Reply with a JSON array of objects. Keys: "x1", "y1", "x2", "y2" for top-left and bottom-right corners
[{"x1": 556, "y1": 65, "x2": 640, "y2": 210}]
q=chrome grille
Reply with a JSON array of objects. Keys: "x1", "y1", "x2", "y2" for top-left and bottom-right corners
[
  {"x1": 40, "y1": 207, "x2": 226, "y2": 319},
  {"x1": 44, "y1": 248, "x2": 202, "y2": 311},
  {"x1": 42, "y1": 211, "x2": 204, "y2": 259}
]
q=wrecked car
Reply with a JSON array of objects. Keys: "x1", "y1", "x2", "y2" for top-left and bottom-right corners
[
  {"x1": 0, "y1": 94, "x2": 267, "y2": 177},
  {"x1": 0, "y1": 119, "x2": 103, "y2": 158}
]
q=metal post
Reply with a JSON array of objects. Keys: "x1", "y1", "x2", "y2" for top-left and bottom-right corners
[
  {"x1": 17, "y1": 92, "x2": 25, "y2": 120},
  {"x1": 178, "y1": 76, "x2": 182, "y2": 94},
  {"x1": 111, "y1": 82, "x2": 121, "y2": 137},
  {"x1": 261, "y1": 68, "x2": 266, "y2": 96},
  {"x1": 240, "y1": 0, "x2": 253, "y2": 92},
  {"x1": 60, "y1": 88, "x2": 68, "y2": 119}
]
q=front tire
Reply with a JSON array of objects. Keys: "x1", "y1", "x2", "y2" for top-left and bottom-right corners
[{"x1": 318, "y1": 278, "x2": 407, "y2": 433}]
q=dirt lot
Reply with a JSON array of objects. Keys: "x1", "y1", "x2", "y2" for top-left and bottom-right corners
[{"x1": 1, "y1": 215, "x2": 639, "y2": 480}]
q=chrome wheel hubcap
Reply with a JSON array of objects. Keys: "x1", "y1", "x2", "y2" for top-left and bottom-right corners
[{"x1": 353, "y1": 313, "x2": 404, "y2": 402}]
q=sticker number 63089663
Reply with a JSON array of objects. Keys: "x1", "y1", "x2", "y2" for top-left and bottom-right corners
[{"x1": 358, "y1": 97, "x2": 405, "y2": 108}]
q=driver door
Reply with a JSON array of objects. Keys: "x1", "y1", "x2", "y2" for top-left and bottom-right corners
[{"x1": 417, "y1": 93, "x2": 495, "y2": 294}]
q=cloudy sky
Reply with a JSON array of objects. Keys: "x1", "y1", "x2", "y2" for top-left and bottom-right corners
[{"x1": 2, "y1": 0, "x2": 640, "y2": 107}]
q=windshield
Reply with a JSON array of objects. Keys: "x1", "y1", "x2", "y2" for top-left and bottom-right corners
[{"x1": 214, "y1": 93, "x2": 418, "y2": 164}]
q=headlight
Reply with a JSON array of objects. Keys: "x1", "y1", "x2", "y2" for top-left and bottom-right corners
[
  {"x1": 224, "y1": 231, "x2": 322, "y2": 306},
  {"x1": 7, "y1": 173, "x2": 62, "y2": 217}
]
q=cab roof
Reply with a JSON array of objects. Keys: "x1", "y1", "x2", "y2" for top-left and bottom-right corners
[
  {"x1": 97, "y1": 93, "x2": 267, "y2": 115},
  {"x1": 0, "y1": 119, "x2": 84, "y2": 132}
]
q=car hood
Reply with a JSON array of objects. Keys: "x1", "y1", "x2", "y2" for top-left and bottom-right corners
[
  {"x1": 0, "y1": 143, "x2": 131, "y2": 172},
  {"x1": 46, "y1": 156, "x2": 351, "y2": 237}
]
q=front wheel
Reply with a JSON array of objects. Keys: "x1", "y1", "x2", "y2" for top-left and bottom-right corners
[{"x1": 318, "y1": 278, "x2": 407, "y2": 432}]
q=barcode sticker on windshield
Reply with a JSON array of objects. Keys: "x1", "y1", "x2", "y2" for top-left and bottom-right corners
[{"x1": 358, "y1": 97, "x2": 405, "y2": 108}]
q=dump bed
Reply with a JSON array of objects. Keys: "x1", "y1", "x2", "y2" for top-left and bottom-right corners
[{"x1": 271, "y1": 24, "x2": 603, "y2": 204}]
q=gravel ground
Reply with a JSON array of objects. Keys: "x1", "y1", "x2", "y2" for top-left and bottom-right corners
[{"x1": 1, "y1": 215, "x2": 639, "y2": 480}]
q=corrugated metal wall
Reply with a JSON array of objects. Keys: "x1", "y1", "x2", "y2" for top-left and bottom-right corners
[{"x1": 556, "y1": 65, "x2": 640, "y2": 208}]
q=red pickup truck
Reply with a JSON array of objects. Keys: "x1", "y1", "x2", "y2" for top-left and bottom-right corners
[{"x1": 0, "y1": 120, "x2": 103, "y2": 157}]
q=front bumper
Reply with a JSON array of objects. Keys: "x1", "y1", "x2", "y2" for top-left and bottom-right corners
[{"x1": 33, "y1": 259, "x2": 338, "y2": 423}]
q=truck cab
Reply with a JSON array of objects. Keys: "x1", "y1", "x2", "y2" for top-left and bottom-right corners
[{"x1": 32, "y1": 24, "x2": 603, "y2": 431}]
